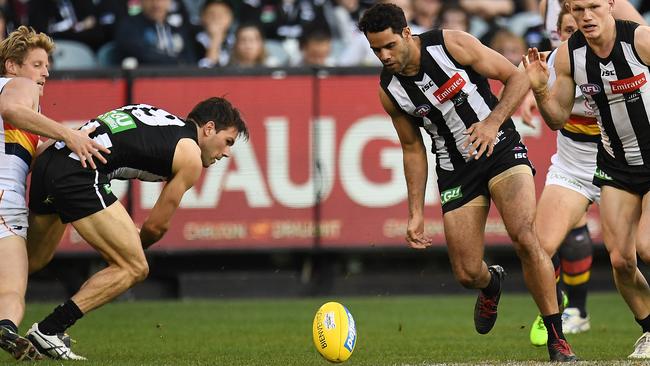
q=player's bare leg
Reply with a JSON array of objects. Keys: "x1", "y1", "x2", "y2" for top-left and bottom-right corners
[
  {"x1": 0, "y1": 235, "x2": 42, "y2": 360},
  {"x1": 26, "y1": 213, "x2": 67, "y2": 274},
  {"x1": 529, "y1": 184, "x2": 591, "y2": 345},
  {"x1": 0, "y1": 236, "x2": 28, "y2": 329},
  {"x1": 27, "y1": 201, "x2": 147, "y2": 360},
  {"x1": 490, "y1": 168, "x2": 576, "y2": 361},
  {"x1": 444, "y1": 203, "x2": 490, "y2": 290},
  {"x1": 69, "y1": 201, "x2": 148, "y2": 312},
  {"x1": 491, "y1": 171, "x2": 557, "y2": 313},
  {"x1": 536, "y1": 185, "x2": 591, "y2": 256},
  {"x1": 601, "y1": 187, "x2": 650, "y2": 358},
  {"x1": 601, "y1": 187, "x2": 650, "y2": 317},
  {"x1": 636, "y1": 193, "x2": 650, "y2": 265},
  {"x1": 444, "y1": 201, "x2": 505, "y2": 334}
]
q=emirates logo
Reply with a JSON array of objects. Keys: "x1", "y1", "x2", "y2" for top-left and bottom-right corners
[{"x1": 433, "y1": 73, "x2": 466, "y2": 103}]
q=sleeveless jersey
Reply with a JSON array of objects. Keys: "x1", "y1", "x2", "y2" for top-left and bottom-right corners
[
  {"x1": 547, "y1": 49, "x2": 599, "y2": 143},
  {"x1": 379, "y1": 30, "x2": 516, "y2": 171},
  {"x1": 54, "y1": 104, "x2": 198, "y2": 181},
  {"x1": 0, "y1": 77, "x2": 40, "y2": 197},
  {"x1": 569, "y1": 20, "x2": 650, "y2": 166},
  {"x1": 545, "y1": 0, "x2": 562, "y2": 49}
]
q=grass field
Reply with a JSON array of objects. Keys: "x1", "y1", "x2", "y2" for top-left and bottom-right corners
[{"x1": 6, "y1": 292, "x2": 647, "y2": 365}]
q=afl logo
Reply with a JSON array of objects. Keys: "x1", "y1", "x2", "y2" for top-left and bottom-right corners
[
  {"x1": 414, "y1": 104, "x2": 431, "y2": 117},
  {"x1": 580, "y1": 83, "x2": 601, "y2": 95}
]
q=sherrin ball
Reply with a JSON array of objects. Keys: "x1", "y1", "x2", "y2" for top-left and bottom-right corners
[{"x1": 312, "y1": 302, "x2": 357, "y2": 363}]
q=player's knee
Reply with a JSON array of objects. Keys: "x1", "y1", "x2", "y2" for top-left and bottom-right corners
[
  {"x1": 636, "y1": 238, "x2": 650, "y2": 264},
  {"x1": 126, "y1": 259, "x2": 149, "y2": 284},
  {"x1": 28, "y1": 252, "x2": 55, "y2": 274},
  {"x1": 508, "y1": 225, "x2": 537, "y2": 252},
  {"x1": 609, "y1": 251, "x2": 636, "y2": 276}
]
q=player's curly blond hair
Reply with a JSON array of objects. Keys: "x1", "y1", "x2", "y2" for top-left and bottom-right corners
[{"x1": 0, "y1": 26, "x2": 54, "y2": 75}]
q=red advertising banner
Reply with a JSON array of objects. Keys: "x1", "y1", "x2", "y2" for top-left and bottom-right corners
[
  {"x1": 38, "y1": 78, "x2": 127, "y2": 252},
  {"x1": 42, "y1": 74, "x2": 601, "y2": 252}
]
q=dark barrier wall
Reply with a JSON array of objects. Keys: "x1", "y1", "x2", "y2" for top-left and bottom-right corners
[{"x1": 39, "y1": 68, "x2": 602, "y2": 252}]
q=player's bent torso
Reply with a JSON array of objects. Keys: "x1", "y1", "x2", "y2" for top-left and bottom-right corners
[
  {"x1": 379, "y1": 30, "x2": 520, "y2": 172},
  {"x1": 29, "y1": 104, "x2": 198, "y2": 223},
  {"x1": 55, "y1": 104, "x2": 198, "y2": 181}
]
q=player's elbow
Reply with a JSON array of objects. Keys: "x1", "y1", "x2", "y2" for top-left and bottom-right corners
[{"x1": 141, "y1": 222, "x2": 169, "y2": 244}]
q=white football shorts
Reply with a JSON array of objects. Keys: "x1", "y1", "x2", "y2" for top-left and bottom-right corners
[
  {"x1": 545, "y1": 133, "x2": 600, "y2": 204},
  {"x1": 0, "y1": 189, "x2": 28, "y2": 239}
]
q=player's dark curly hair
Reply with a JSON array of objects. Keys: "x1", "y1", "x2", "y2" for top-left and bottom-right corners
[
  {"x1": 187, "y1": 97, "x2": 249, "y2": 141},
  {"x1": 358, "y1": 3, "x2": 407, "y2": 35}
]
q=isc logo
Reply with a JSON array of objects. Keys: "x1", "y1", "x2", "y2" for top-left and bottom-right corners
[
  {"x1": 514, "y1": 152, "x2": 527, "y2": 159},
  {"x1": 601, "y1": 70, "x2": 615, "y2": 77}
]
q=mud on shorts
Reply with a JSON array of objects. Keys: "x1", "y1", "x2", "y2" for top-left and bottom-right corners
[
  {"x1": 436, "y1": 129, "x2": 535, "y2": 214},
  {"x1": 29, "y1": 147, "x2": 118, "y2": 224},
  {"x1": 0, "y1": 189, "x2": 27, "y2": 239},
  {"x1": 593, "y1": 150, "x2": 650, "y2": 196}
]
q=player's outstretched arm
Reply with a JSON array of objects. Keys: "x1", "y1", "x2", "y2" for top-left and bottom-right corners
[
  {"x1": 379, "y1": 88, "x2": 431, "y2": 249},
  {"x1": 444, "y1": 30, "x2": 529, "y2": 159},
  {"x1": 0, "y1": 77, "x2": 110, "y2": 168},
  {"x1": 523, "y1": 44, "x2": 575, "y2": 129},
  {"x1": 140, "y1": 139, "x2": 203, "y2": 249}
]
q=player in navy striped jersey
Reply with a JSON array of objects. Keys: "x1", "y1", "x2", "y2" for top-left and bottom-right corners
[
  {"x1": 525, "y1": 0, "x2": 650, "y2": 359},
  {"x1": 22, "y1": 97, "x2": 248, "y2": 360},
  {"x1": 359, "y1": 3, "x2": 577, "y2": 361}
]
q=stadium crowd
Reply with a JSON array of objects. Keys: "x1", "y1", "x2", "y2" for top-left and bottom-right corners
[{"x1": 0, "y1": 0, "x2": 647, "y2": 70}]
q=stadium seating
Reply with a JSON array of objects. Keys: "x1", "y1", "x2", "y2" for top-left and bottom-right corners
[
  {"x1": 97, "y1": 41, "x2": 122, "y2": 68},
  {"x1": 51, "y1": 40, "x2": 97, "y2": 70}
]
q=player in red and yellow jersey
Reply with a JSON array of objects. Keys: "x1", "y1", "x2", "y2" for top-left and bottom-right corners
[{"x1": 0, "y1": 26, "x2": 109, "y2": 361}]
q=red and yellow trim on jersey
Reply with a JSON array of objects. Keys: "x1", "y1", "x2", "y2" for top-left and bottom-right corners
[
  {"x1": 560, "y1": 115, "x2": 600, "y2": 143},
  {"x1": 3, "y1": 122, "x2": 39, "y2": 166}
]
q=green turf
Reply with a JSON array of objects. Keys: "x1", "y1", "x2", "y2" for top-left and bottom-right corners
[{"x1": 6, "y1": 292, "x2": 643, "y2": 365}]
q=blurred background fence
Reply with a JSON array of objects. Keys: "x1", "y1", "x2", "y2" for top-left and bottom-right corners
[{"x1": 28, "y1": 66, "x2": 611, "y2": 301}]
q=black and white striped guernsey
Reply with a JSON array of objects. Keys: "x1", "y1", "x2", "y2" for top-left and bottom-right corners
[
  {"x1": 569, "y1": 20, "x2": 650, "y2": 166},
  {"x1": 379, "y1": 30, "x2": 515, "y2": 171}
]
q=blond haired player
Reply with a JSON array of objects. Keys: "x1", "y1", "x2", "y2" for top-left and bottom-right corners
[{"x1": 0, "y1": 26, "x2": 108, "y2": 361}]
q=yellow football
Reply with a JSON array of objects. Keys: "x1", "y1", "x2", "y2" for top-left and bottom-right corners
[{"x1": 312, "y1": 302, "x2": 357, "y2": 363}]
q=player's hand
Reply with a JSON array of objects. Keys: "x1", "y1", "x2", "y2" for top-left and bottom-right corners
[
  {"x1": 64, "y1": 125, "x2": 110, "y2": 169},
  {"x1": 463, "y1": 119, "x2": 499, "y2": 160},
  {"x1": 406, "y1": 215, "x2": 432, "y2": 249},
  {"x1": 522, "y1": 48, "x2": 549, "y2": 93},
  {"x1": 519, "y1": 90, "x2": 538, "y2": 127}
]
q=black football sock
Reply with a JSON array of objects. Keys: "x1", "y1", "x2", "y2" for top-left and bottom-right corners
[
  {"x1": 0, "y1": 319, "x2": 18, "y2": 333},
  {"x1": 543, "y1": 313, "x2": 565, "y2": 342},
  {"x1": 481, "y1": 267, "x2": 500, "y2": 296},
  {"x1": 636, "y1": 315, "x2": 650, "y2": 333},
  {"x1": 38, "y1": 299, "x2": 83, "y2": 336}
]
